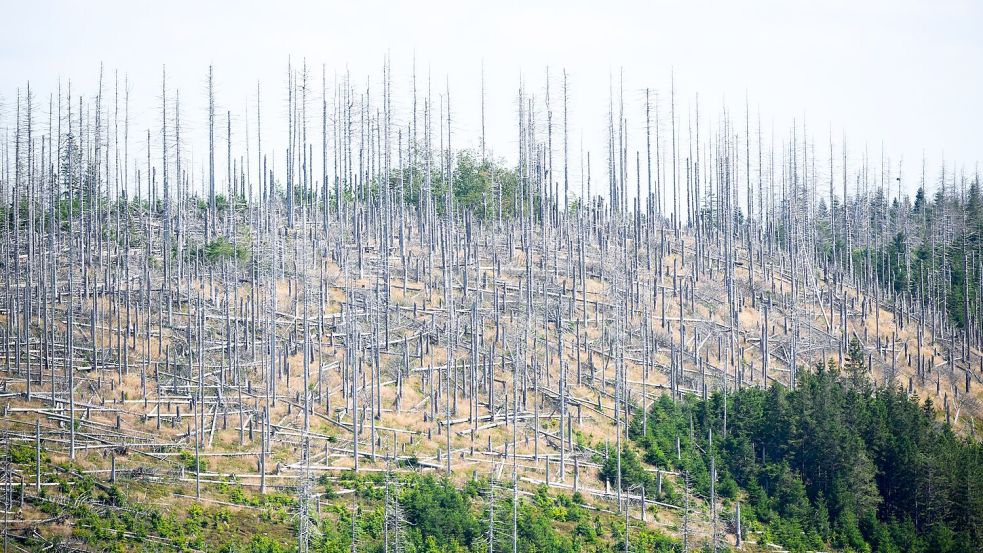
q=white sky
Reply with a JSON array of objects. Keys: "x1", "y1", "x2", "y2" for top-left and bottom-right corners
[{"x1": 1, "y1": 0, "x2": 980, "y2": 200}]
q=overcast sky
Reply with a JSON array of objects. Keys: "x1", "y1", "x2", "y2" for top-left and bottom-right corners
[{"x1": 1, "y1": 0, "x2": 980, "y2": 199}]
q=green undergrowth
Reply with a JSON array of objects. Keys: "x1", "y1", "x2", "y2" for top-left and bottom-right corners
[{"x1": 3, "y1": 447, "x2": 680, "y2": 553}]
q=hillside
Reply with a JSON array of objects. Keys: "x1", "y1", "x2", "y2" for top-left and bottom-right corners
[{"x1": 0, "y1": 67, "x2": 981, "y2": 552}]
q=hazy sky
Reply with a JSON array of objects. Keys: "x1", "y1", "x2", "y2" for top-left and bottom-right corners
[{"x1": 1, "y1": 0, "x2": 980, "y2": 198}]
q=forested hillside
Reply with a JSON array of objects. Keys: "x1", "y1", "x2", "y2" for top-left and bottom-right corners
[
  {"x1": 0, "y1": 61, "x2": 980, "y2": 552},
  {"x1": 624, "y1": 338, "x2": 983, "y2": 552}
]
